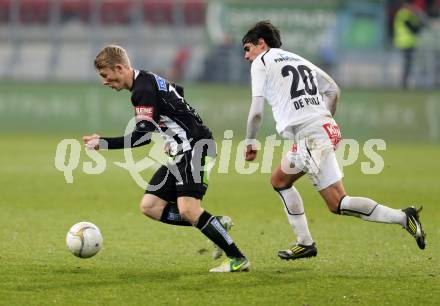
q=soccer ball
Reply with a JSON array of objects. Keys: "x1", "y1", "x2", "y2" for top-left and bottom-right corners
[{"x1": 66, "y1": 221, "x2": 103, "y2": 258}]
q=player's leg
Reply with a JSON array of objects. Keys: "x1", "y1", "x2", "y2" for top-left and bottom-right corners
[
  {"x1": 211, "y1": 216, "x2": 234, "y2": 260},
  {"x1": 272, "y1": 158, "x2": 318, "y2": 260},
  {"x1": 177, "y1": 196, "x2": 249, "y2": 272},
  {"x1": 299, "y1": 116, "x2": 423, "y2": 249},
  {"x1": 315, "y1": 147, "x2": 407, "y2": 224},
  {"x1": 140, "y1": 194, "x2": 167, "y2": 220},
  {"x1": 142, "y1": 165, "x2": 192, "y2": 226},
  {"x1": 271, "y1": 162, "x2": 314, "y2": 246},
  {"x1": 176, "y1": 196, "x2": 203, "y2": 223},
  {"x1": 319, "y1": 180, "x2": 407, "y2": 224},
  {"x1": 175, "y1": 145, "x2": 249, "y2": 272},
  {"x1": 318, "y1": 166, "x2": 425, "y2": 249},
  {"x1": 140, "y1": 193, "x2": 192, "y2": 226}
]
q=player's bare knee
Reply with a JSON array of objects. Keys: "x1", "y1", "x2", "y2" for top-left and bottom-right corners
[
  {"x1": 321, "y1": 195, "x2": 340, "y2": 214},
  {"x1": 320, "y1": 182, "x2": 346, "y2": 214},
  {"x1": 328, "y1": 201, "x2": 340, "y2": 214},
  {"x1": 139, "y1": 200, "x2": 154, "y2": 216},
  {"x1": 270, "y1": 173, "x2": 291, "y2": 189},
  {"x1": 139, "y1": 196, "x2": 161, "y2": 217},
  {"x1": 177, "y1": 205, "x2": 193, "y2": 222},
  {"x1": 177, "y1": 198, "x2": 203, "y2": 224}
]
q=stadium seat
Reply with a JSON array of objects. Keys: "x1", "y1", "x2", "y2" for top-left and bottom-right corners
[
  {"x1": 20, "y1": 0, "x2": 50, "y2": 24},
  {"x1": 0, "y1": 0, "x2": 205, "y2": 25},
  {"x1": 100, "y1": 0, "x2": 131, "y2": 24},
  {"x1": 143, "y1": 0, "x2": 173, "y2": 25},
  {"x1": 0, "y1": 0, "x2": 10, "y2": 23},
  {"x1": 60, "y1": 0, "x2": 91, "y2": 23},
  {"x1": 183, "y1": 0, "x2": 205, "y2": 25},
  {"x1": 142, "y1": 0, "x2": 205, "y2": 25}
]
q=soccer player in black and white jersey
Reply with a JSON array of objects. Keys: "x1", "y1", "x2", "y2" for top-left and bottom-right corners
[
  {"x1": 242, "y1": 21, "x2": 426, "y2": 260},
  {"x1": 83, "y1": 45, "x2": 249, "y2": 272}
]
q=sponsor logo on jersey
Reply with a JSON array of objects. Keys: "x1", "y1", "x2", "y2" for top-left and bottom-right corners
[
  {"x1": 274, "y1": 53, "x2": 297, "y2": 63},
  {"x1": 135, "y1": 106, "x2": 154, "y2": 121},
  {"x1": 154, "y1": 74, "x2": 167, "y2": 91},
  {"x1": 322, "y1": 123, "x2": 341, "y2": 148}
]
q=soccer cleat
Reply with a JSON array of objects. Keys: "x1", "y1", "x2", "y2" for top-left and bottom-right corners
[
  {"x1": 209, "y1": 257, "x2": 250, "y2": 272},
  {"x1": 212, "y1": 216, "x2": 234, "y2": 260},
  {"x1": 402, "y1": 206, "x2": 426, "y2": 249},
  {"x1": 278, "y1": 242, "x2": 318, "y2": 260}
]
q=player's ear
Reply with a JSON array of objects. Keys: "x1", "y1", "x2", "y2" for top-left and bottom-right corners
[
  {"x1": 257, "y1": 38, "x2": 266, "y2": 48},
  {"x1": 114, "y1": 64, "x2": 124, "y2": 73}
]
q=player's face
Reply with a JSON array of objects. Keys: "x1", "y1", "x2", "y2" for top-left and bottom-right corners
[
  {"x1": 98, "y1": 66, "x2": 126, "y2": 91},
  {"x1": 243, "y1": 41, "x2": 266, "y2": 62}
]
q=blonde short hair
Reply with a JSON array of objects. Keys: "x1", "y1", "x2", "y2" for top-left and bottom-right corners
[{"x1": 94, "y1": 45, "x2": 131, "y2": 70}]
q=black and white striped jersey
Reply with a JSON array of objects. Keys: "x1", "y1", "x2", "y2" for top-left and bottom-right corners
[
  {"x1": 100, "y1": 69, "x2": 212, "y2": 155},
  {"x1": 131, "y1": 69, "x2": 212, "y2": 155}
]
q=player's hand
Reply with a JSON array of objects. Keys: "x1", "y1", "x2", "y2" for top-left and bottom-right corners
[
  {"x1": 163, "y1": 142, "x2": 171, "y2": 155},
  {"x1": 83, "y1": 133, "x2": 100, "y2": 150},
  {"x1": 245, "y1": 144, "x2": 257, "y2": 161}
]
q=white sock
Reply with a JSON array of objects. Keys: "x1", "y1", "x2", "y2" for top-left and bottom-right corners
[
  {"x1": 340, "y1": 196, "x2": 406, "y2": 226},
  {"x1": 275, "y1": 186, "x2": 314, "y2": 245}
]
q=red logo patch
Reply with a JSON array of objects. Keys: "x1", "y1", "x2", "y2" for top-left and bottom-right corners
[
  {"x1": 291, "y1": 143, "x2": 298, "y2": 153},
  {"x1": 322, "y1": 123, "x2": 341, "y2": 148},
  {"x1": 135, "y1": 106, "x2": 154, "y2": 121}
]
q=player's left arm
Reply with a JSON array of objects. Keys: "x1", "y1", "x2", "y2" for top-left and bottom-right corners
[
  {"x1": 83, "y1": 127, "x2": 153, "y2": 150},
  {"x1": 314, "y1": 66, "x2": 340, "y2": 116},
  {"x1": 83, "y1": 80, "x2": 159, "y2": 150}
]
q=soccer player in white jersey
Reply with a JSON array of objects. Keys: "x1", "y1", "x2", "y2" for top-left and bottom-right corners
[{"x1": 242, "y1": 21, "x2": 426, "y2": 260}]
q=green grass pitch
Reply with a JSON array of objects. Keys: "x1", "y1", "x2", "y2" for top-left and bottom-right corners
[
  {"x1": 0, "y1": 136, "x2": 439, "y2": 305},
  {"x1": 0, "y1": 84, "x2": 439, "y2": 305}
]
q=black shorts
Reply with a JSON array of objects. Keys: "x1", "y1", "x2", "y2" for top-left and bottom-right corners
[{"x1": 145, "y1": 140, "x2": 216, "y2": 202}]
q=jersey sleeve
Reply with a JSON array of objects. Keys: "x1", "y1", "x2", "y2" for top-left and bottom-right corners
[
  {"x1": 131, "y1": 78, "x2": 161, "y2": 132},
  {"x1": 98, "y1": 76, "x2": 159, "y2": 150},
  {"x1": 313, "y1": 64, "x2": 340, "y2": 115},
  {"x1": 251, "y1": 57, "x2": 267, "y2": 97},
  {"x1": 99, "y1": 130, "x2": 151, "y2": 149}
]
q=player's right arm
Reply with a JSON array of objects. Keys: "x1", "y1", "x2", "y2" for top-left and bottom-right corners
[
  {"x1": 245, "y1": 96, "x2": 264, "y2": 161},
  {"x1": 245, "y1": 57, "x2": 266, "y2": 161}
]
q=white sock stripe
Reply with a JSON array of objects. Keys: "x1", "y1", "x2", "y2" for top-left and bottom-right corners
[
  {"x1": 341, "y1": 196, "x2": 406, "y2": 225},
  {"x1": 341, "y1": 204, "x2": 378, "y2": 216},
  {"x1": 211, "y1": 218, "x2": 233, "y2": 245},
  {"x1": 340, "y1": 196, "x2": 379, "y2": 216},
  {"x1": 199, "y1": 216, "x2": 214, "y2": 231}
]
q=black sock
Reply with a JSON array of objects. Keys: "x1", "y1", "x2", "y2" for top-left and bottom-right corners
[
  {"x1": 195, "y1": 211, "x2": 245, "y2": 258},
  {"x1": 159, "y1": 203, "x2": 192, "y2": 226}
]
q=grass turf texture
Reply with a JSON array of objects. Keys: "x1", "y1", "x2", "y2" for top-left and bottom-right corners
[
  {"x1": 0, "y1": 84, "x2": 439, "y2": 305},
  {"x1": 0, "y1": 135, "x2": 439, "y2": 306}
]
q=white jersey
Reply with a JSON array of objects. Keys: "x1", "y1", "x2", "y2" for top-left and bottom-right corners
[{"x1": 251, "y1": 48, "x2": 333, "y2": 134}]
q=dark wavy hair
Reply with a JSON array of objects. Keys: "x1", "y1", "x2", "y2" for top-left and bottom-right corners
[{"x1": 242, "y1": 21, "x2": 282, "y2": 48}]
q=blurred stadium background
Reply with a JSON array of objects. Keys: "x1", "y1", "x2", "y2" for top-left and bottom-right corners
[
  {"x1": 1, "y1": 1, "x2": 440, "y2": 305},
  {"x1": 0, "y1": 0, "x2": 439, "y2": 141},
  {"x1": 0, "y1": 0, "x2": 439, "y2": 83},
  {"x1": 0, "y1": 0, "x2": 439, "y2": 86}
]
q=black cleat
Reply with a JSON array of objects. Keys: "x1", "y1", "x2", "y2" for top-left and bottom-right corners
[
  {"x1": 278, "y1": 242, "x2": 318, "y2": 260},
  {"x1": 402, "y1": 206, "x2": 426, "y2": 249}
]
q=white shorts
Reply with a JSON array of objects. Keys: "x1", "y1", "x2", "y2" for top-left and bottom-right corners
[{"x1": 282, "y1": 117, "x2": 343, "y2": 190}]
